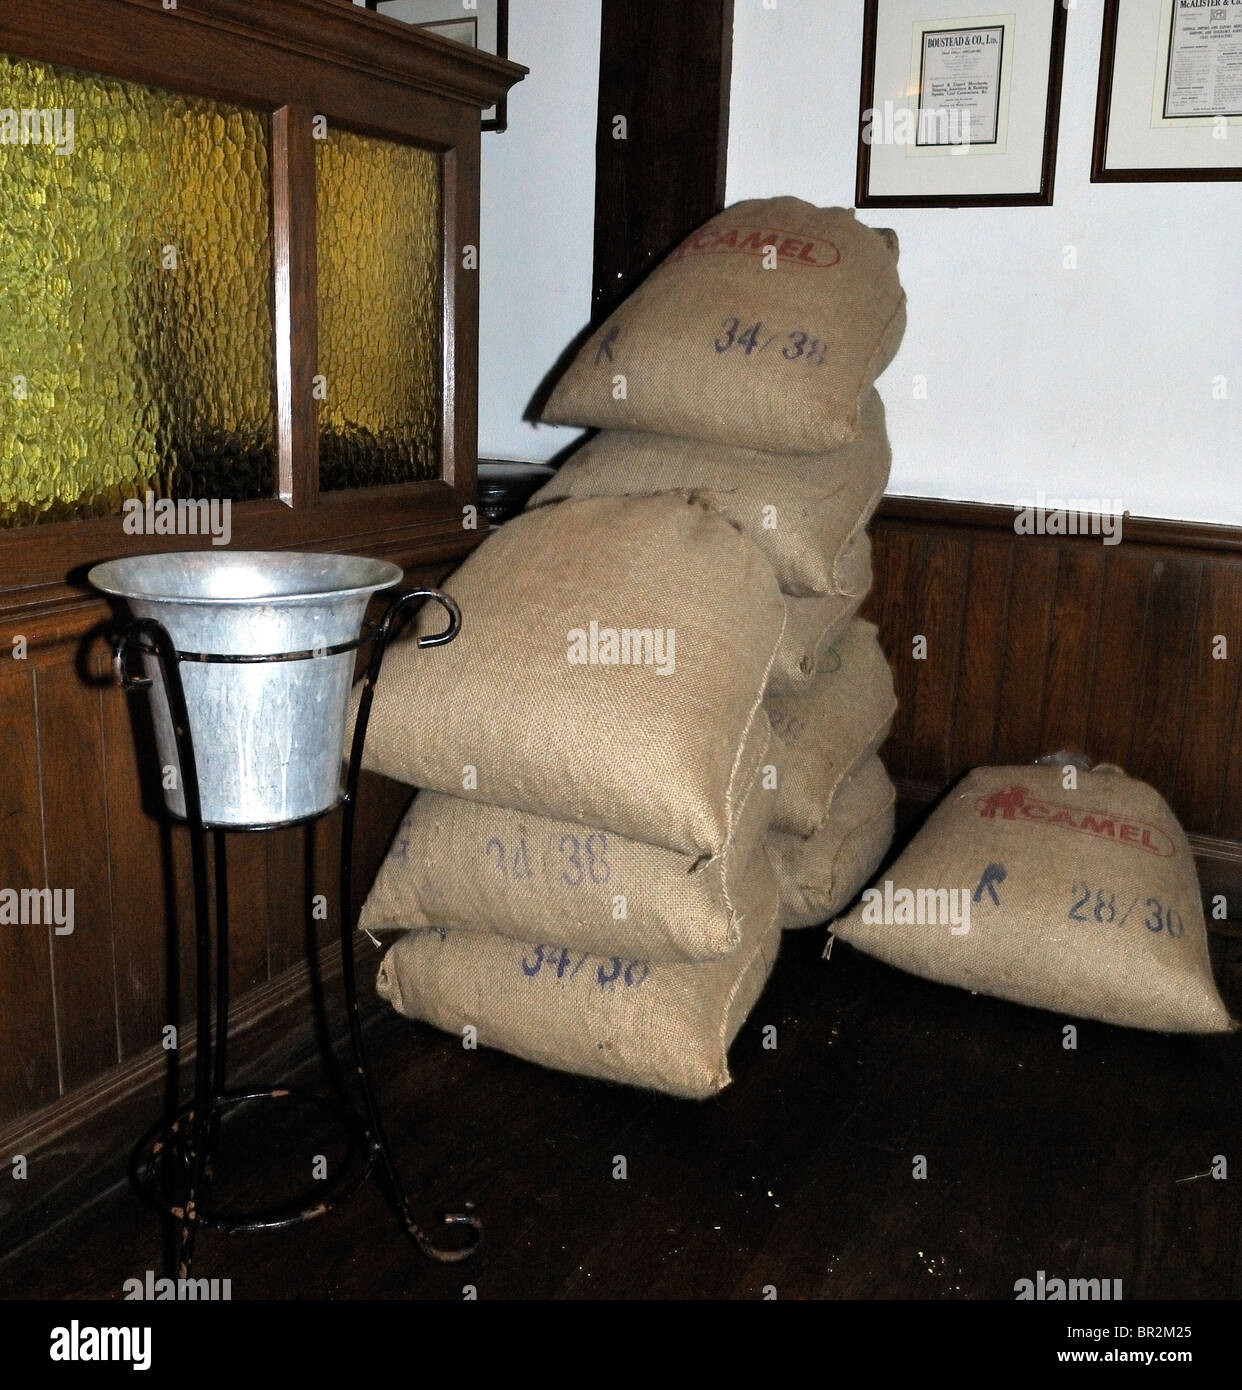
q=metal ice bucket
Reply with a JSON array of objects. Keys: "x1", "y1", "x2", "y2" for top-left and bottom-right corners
[{"x1": 89, "y1": 550, "x2": 403, "y2": 827}]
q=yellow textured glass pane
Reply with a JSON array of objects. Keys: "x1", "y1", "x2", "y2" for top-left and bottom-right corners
[
  {"x1": 0, "y1": 54, "x2": 274, "y2": 527},
  {"x1": 316, "y1": 128, "x2": 442, "y2": 490}
]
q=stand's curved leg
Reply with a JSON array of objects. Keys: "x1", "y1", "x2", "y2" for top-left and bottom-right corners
[
  {"x1": 206, "y1": 830, "x2": 230, "y2": 1177},
  {"x1": 115, "y1": 619, "x2": 215, "y2": 1278},
  {"x1": 338, "y1": 589, "x2": 480, "y2": 1262}
]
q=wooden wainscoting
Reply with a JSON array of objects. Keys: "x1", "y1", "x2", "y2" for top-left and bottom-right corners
[
  {"x1": 4, "y1": 495, "x2": 1238, "y2": 1237},
  {"x1": 864, "y1": 497, "x2": 1242, "y2": 924}
]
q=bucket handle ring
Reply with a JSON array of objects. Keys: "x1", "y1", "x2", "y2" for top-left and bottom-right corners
[{"x1": 381, "y1": 586, "x2": 461, "y2": 651}]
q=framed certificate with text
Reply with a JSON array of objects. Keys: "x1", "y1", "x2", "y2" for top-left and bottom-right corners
[
  {"x1": 1093, "y1": 0, "x2": 1242, "y2": 181},
  {"x1": 856, "y1": 0, "x2": 1067, "y2": 207}
]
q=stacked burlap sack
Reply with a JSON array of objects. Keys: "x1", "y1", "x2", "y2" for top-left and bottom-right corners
[
  {"x1": 532, "y1": 197, "x2": 904, "y2": 938},
  {"x1": 358, "y1": 198, "x2": 908, "y2": 1097}
]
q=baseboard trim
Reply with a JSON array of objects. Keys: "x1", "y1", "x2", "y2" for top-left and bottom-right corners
[{"x1": 876, "y1": 495, "x2": 1242, "y2": 555}]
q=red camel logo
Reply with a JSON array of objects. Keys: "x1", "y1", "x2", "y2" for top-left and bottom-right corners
[
  {"x1": 667, "y1": 225, "x2": 842, "y2": 268},
  {"x1": 978, "y1": 786, "x2": 1030, "y2": 820},
  {"x1": 975, "y1": 786, "x2": 1174, "y2": 857}
]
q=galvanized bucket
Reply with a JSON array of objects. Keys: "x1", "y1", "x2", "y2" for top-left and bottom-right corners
[{"x1": 89, "y1": 550, "x2": 403, "y2": 828}]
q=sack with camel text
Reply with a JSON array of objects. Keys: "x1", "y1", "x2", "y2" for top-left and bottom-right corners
[
  {"x1": 833, "y1": 764, "x2": 1236, "y2": 1033},
  {"x1": 542, "y1": 197, "x2": 906, "y2": 453}
]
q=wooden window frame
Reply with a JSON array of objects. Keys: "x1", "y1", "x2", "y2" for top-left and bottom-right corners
[{"x1": 0, "y1": 0, "x2": 524, "y2": 621}]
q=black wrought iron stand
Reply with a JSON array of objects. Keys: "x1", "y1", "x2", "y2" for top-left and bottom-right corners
[{"x1": 112, "y1": 589, "x2": 478, "y2": 1278}]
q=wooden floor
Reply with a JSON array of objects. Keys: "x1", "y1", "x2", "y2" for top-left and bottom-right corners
[{"x1": 2, "y1": 927, "x2": 1241, "y2": 1301}]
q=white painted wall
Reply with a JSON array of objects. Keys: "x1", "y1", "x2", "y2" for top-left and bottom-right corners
[
  {"x1": 355, "y1": 0, "x2": 599, "y2": 463},
  {"x1": 727, "y1": 0, "x2": 1242, "y2": 524},
  {"x1": 477, "y1": 0, "x2": 599, "y2": 462}
]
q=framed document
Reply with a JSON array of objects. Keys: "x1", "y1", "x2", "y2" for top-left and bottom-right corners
[
  {"x1": 917, "y1": 24, "x2": 1006, "y2": 146},
  {"x1": 1093, "y1": 0, "x2": 1242, "y2": 181},
  {"x1": 857, "y1": 1, "x2": 1067, "y2": 207},
  {"x1": 367, "y1": 0, "x2": 509, "y2": 132}
]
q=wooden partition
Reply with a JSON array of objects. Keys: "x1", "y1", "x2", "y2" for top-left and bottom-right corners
[{"x1": 0, "y1": 0, "x2": 524, "y2": 1233}]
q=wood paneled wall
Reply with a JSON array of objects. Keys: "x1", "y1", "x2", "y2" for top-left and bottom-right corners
[
  {"x1": 3, "y1": 497, "x2": 1238, "y2": 1213},
  {"x1": 865, "y1": 498, "x2": 1242, "y2": 918}
]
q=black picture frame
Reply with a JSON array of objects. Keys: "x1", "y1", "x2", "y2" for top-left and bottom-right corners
[
  {"x1": 366, "y1": 0, "x2": 509, "y2": 133},
  {"x1": 1091, "y1": 0, "x2": 1242, "y2": 184},
  {"x1": 856, "y1": 0, "x2": 1067, "y2": 208}
]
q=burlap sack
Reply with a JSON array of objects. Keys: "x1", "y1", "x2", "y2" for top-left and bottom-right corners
[
  {"x1": 360, "y1": 747, "x2": 776, "y2": 963},
  {"x1": 542, "y1": 198, "x2": 906, "y2": 454},
  {"x1": 766, "y1": 619, "x2": 896, "y2": 835},
  {"x1": 771, "y1": 754, "x2": 896, "y2": 930},
  {"x1": 766, "y1": 564, "x2": 868, "y2": 696},
  {"x1": 375, "y1": 913, "x2": 782, "y2": 1099},
  {"x1": 528, "y1": 391, "x2": 891, "y2": 597},
  {"x1": 356, "y1": 494, "x2": 785, "y2": 857},
  {"x1": 834, "y1": 765, "x2": 1236, "y2": 1033}
]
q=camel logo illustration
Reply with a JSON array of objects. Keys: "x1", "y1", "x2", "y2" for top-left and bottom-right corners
[{"x1": 977, "y1": 786, "x2": 1029, "y2": 820}]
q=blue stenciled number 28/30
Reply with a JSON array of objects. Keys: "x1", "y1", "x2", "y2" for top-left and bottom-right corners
[{"x1": 1066, "y1": 884, "x2": 1184, "y2": 937}]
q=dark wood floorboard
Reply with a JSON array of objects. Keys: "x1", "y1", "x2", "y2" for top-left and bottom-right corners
[{"x1": 2, "y1": 929, "x2": 1240, "y2": 1301}]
